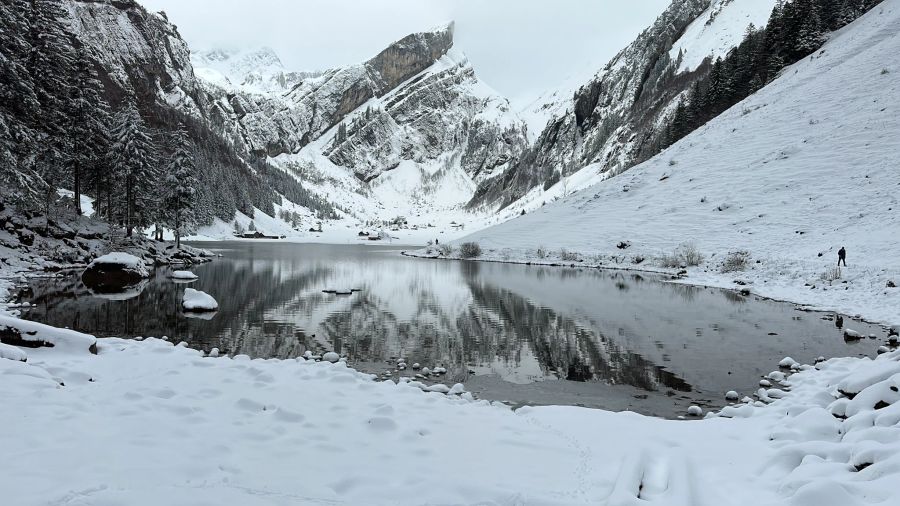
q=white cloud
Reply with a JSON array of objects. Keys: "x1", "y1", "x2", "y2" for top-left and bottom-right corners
[{"x1": 139, "y1": 0, "x2": 669, "y2": 105}]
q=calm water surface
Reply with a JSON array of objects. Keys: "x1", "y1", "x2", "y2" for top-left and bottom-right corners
[{"x1": 20, "y1": 242, "x2": 888, "y2": 417}]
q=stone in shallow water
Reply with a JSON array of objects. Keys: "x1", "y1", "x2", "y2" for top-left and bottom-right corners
[
  {"x1": 81, "y1": 252, "x2": 149, "y2": 292},
  {"x1": 182, "y1": 288, "x2": 218, "y2": 312}
]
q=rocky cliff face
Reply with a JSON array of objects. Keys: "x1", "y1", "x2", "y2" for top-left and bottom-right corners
[
  {"x1": 469, "y1": 0, "x2": 716, "y2": 210},
  {"x1": 202, "y1": 24, "x2": 459, "y2": 160},
  {"x1": 197, "y1": 23, "x2": 526, "y2": 188},
  {"x1": 321, "y1": 53, "x2": 526, "y2": 183},
  {"x1": 67, "y1": 0, "x2": 203, "y2": 113}
]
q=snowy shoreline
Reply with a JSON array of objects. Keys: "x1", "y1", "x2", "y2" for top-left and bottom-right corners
[
  {"x1": 403, "y1": 249, "x2": 899, "y2": 330},
  {"x1": 3, "y1": 241, "x2": 900, "y2": 504},
  {"x1": 2, "y1": 316, "x2": 899, "y2": 504}
]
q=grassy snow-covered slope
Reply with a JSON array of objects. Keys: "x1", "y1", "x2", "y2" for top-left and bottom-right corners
[{"x1": 454, "y1": 0, "x2": 900, "y2": 323}]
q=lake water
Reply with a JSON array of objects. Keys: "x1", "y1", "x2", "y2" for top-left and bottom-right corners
[{"x1": 18, "y1": 242, "x2": 887, "y2": 417}]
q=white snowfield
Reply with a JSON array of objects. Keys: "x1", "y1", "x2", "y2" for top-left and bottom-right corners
[
  {"x1": 0, "y1": 324, "x2": 898, "y2": 505},
  {"x1": 455, "y1": 1, "x2": 900, "y2": 325},
  {"x1": 182, "y1": 288, "x2": 218, "y2": 312}
]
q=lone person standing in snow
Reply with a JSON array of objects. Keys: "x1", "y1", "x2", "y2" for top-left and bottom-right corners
[{"x1": 838, "y1": 247, "x2": 847, "y2": 267}]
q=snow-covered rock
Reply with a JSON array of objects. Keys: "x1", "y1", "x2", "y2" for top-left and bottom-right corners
[
  {"x1": 778, "y1": 357, "x2": 798, "y2": 368},
  {"x1": 0, "y1": 342, "x2": 27, "y2": 362},
  {"x1": 0, "y1": 316, "x2": 97, "y2": 354},
  {"x1": 322, "y1": 352, "x2": 340, "y2": 363},
  {"x1": 843, "y1": 329, "x2": 862, "y2": 341},
  {"x1": 169, "y1": 270, "x2": 199, "y2": 281},
  {"x1": 181, "y1": 288, "x2": 218, "y2": 312},
  {"x1": 81, "y1": 252, "x2": 150, "y2": 291}
]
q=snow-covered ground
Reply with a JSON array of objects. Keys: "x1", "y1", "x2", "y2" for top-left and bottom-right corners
[
  {"x1": 1, "y1": 313, "x2": 899, "y2": 505},
  {"x1": 436, "y1": 1, "x2": 900, "y2": 326}
]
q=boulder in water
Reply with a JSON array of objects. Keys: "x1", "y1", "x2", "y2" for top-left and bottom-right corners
[{"x1": 81, "y1": 252, "x2": 149, "y2": 292}]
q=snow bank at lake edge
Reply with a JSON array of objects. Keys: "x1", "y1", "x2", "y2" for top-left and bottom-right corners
[{"x1": 1, "y1": 325, "x2": 898, "y2": 505}]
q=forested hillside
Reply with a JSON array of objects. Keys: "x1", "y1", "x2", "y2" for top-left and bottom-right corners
[{"x1": 0, "y1": 0, "x2": 335, "y2": 241}]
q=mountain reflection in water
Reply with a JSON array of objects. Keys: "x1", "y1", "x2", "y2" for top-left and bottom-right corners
[{"x1": 21, "y1": 242, "x2": 880, "y2": 415}]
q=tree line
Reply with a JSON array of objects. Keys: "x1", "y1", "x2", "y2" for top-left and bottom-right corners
[{"x1": 662, "y1": 0, "x2": 882, "y2": 148}]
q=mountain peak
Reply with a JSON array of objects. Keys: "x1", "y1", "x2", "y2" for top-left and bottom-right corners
[{"x1": 365, "y1": 21, "x2": 455, "y2": 96}]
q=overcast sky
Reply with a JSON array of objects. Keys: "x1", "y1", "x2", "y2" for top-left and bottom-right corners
[{"x1": 139, "y1": 0, "x2": 669, "y2": 105}]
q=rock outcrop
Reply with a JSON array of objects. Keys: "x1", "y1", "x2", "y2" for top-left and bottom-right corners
[{"x1": 322, "y1": 53, "x2": 527, "y2": 183}]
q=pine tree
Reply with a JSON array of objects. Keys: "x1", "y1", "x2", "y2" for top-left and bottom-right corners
[
  {"x1": 686, "y1": 80, "x2": 704, "y2": 126},
  {"x1": 794, "y1": 0, "x2": 826, "y2": 55},
  {"x1": 111, "y1": 105, "x2": 157, "y2": 236},
  {"x1": 26, "y1": 0, "x2": 76, "y2": 225},
  {"x1": 26, "y1": 0, "x2": 75, "y2": 132},
  {"x1": 0, "y1": 0, "x2": 39, "y2": 121},
  {"x1": 69, "y1": 40, "x2": 110, "y2": 216},
  {"x1": 163, "y1": 128, "x2": 198, "y2": 249}
]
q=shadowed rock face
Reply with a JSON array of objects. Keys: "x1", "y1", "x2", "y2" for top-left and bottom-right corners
[
  {"x1": 366, "y1": 23, "x2": 455, "y2": 96},
  {"x1": 69, "y1": 0, "x2": 203, "y2": 113}
]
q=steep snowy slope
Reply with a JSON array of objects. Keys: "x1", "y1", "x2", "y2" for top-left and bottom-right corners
[
  {"x1": 453, "y1": 0, "x2": 900, "y2": 323},
  {"x1": 470, "y1": 0, "x2": 784, "y2": 211}
]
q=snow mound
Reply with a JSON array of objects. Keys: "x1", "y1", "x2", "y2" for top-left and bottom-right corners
[
  {"x1": 0, "y1": 343, "x2": 27, "y2": 362},
  {"x1": 0, "y1": 316, "x2": 97, "y2": 354},
  {"x1": 182, "y1": 289, "x2": 218, "y2": 312}
]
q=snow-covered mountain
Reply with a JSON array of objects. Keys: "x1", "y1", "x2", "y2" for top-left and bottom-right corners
[
  {"x1": 455, "y1": 0, "x2": 900, "y2": 324},
  {"x1": 3, "y1": 0, "x2": 882, "y2": 244},
  {"x1": 470, "y1": 0, "x2": 782, "y2": 211},
  {"x1": 191, "y1": 47, "x2": 323, "y2": 94},
  {"x1": 190, "y1": 24, "x2": 528, "y2": 234}
]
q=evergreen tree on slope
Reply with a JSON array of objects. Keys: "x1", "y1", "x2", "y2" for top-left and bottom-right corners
[
  {"x1": 111, "y1": 105, "x2": 157, "y2": 237},
  {"x1": 163, "y1": 128, "x2": 198, "y2": 249}
]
